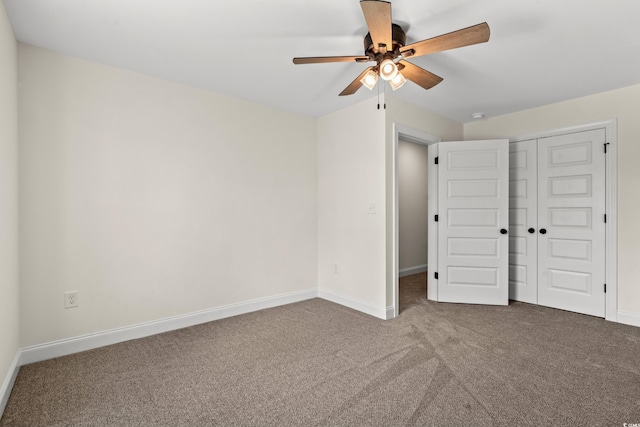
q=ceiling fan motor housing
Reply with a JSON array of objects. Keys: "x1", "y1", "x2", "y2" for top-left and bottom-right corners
[{"x1": 364, "y1": 23, "x2": 406, "y2": 57}]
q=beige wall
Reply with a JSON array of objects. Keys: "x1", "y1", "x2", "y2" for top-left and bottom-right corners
[
  {"x1": 398, "y1": 140, "x2": 429, "y2": 271},
  {"x1": 385, "y1": 95, "x2": 464, "y2": 143},
  {"x1": 18, "y1": 44, "x2": 318, "y2": 346},
  {"x1": 465, "y1": 84, "x2": 640, "y2": 317},
  {"x1": 0, "y1": 0, "x2": 19, "y2": 408},
  {"x1": 317, "y1": 96, "x2": 388, "y2": 314}
]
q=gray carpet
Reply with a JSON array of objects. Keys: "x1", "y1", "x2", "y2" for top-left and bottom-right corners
[{"x1": 2, "y1": 272, "x2": 640, "y2": 426}]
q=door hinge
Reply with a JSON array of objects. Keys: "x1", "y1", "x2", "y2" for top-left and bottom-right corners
[
  {"x1": 604, "y1": 283, "x2": 607, "y2": 293},
  {"x1": 604, "y1": 142, "x2": 610, "y2": 153},
  {"x1": 434, "y1": 272, "x2": 439, "y2": 280},
  {"x1": 435, "y1": 214, "x2": 439, "y2": 222},
  {"x1": 434, "y1": 156, "x2": 439, "y2": 165},
  {"x1": 604, "y1": 214, "x2": 607, "y2": 223}
]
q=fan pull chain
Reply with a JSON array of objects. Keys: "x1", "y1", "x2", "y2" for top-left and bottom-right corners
[
  {"x1": 383, "y1": 81, "x2": 386, "y2": 109},
  {"x1": 376, "y1": 80, "x2": 386, "y2": 110}
]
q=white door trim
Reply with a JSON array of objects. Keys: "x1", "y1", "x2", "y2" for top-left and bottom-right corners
[
  {"x1": 427, "y1": 144, "x2": 439, "y2": 302},
  {"x1": 510, "y1": 119, "x2": 618, "y2": 321},
  {"x1": 391, "y1": 124, "x2": 441, "y2": 318}
]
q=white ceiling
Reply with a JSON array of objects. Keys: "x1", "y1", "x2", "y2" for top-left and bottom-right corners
[{"x1": 4, "y1": 0, "x2": 640, "y2": 123}]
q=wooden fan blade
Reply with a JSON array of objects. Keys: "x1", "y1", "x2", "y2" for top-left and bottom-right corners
[
  {"x1": 293, "y1": 56, "x2": 370, "y2": 65},
  {"x1": 400, "y1": 22, "x2": 490, "y2": 58},
  {"x1": 397, "y1": 60, "x2": 443, "y2": 91},
  {"x1": 339, "y1": 66, "x2": 375, "y2": 96},
  {"x1": 360, "y1": 0, "x2": 392, "y2": 53}
]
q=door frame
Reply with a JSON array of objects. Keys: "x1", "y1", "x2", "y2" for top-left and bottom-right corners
[
  {"x1": 391, "y1": 124, "x2": 440, "y2": 318},
  {"x1": 510, "y1": 119, "x2": 618, "y2": 321}
]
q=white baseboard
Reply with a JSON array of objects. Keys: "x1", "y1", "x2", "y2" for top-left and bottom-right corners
[
  {"x1": 318, "y1": 288, "x2": 388, "y2": 320},
  {"x1": 399, "y1": 264, "x2": 427, "y2": 278},
  {"x1": 617, "y1": 310, "x2": 640, "y2": 328},
  {"x1": 19, "y1": 288, "x2": 318, "y2": 366},
  {"x1": 0, "y1": 350, "x2": 20, "y2": 418},
  {"x1": 385, "y1": 305, "x2": 396, "y2": 320}
]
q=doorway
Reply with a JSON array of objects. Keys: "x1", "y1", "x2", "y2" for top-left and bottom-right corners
[
  {"x1": 392, "y1": 125, "x2": 440, "y2": 317},
  {"x1": 397, "y1": 138, "x2": 430, "y2": 311}
]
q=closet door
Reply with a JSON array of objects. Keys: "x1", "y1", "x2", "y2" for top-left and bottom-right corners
[
  {"x1": 537, "y1": 129, "x2": 606, "y2": 317},
  {"x1": 508, "y1": 140, "x2": 537, "y2": 304}
]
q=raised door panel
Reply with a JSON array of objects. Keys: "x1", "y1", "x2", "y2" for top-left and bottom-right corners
[{"x1": 537, "y1": 129, "x2": 606, "y2": 317}]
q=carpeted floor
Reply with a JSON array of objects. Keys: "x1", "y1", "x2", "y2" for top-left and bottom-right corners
[
  {"x1": 398, "y1": 271, "x2": 427, "y2": 312},
  {"x1": 2, "y1": 272, "x2": 640, "y2": 426}
]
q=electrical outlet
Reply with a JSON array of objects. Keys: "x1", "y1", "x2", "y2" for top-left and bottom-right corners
[{"x1": 64, "y1": 291, "x2": 79, "y2": 309}]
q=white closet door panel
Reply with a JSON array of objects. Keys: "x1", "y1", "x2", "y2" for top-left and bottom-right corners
[
  {"x1": 537, "y1": 129, "x2": 606, "y2": 317},
  {"x1": 508, "y1": 140, "x2": 538, "y2": 304}
]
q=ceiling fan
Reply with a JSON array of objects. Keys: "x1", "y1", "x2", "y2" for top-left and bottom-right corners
[{"x1": 292, "y1": 0, "x2": 490, "y2": 96}]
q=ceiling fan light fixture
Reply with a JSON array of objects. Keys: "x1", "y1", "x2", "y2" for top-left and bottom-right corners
[
  {"x1": 379, "y1": 59, "x2": 398, "y2": 81},
  {"x1": 389, "y1": 72, "x2": 406, "y2": 90},
  {"x1": 360, "y1": 69, "x2": 379, "y2": 90}
]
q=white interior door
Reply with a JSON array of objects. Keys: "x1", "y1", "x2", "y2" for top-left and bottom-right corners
[
  {"x1": 508, "y1": 140, "x2": 538, "y2": 304},
  {"x1": 436, "y1": 139, "x2": 509, "y2": 305},
  {"x1": 537, "y1": 129, "x2": 606, "y2": 317}
]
